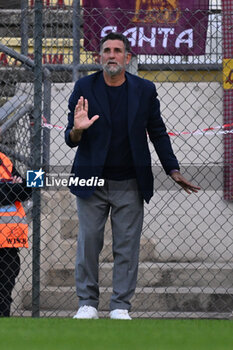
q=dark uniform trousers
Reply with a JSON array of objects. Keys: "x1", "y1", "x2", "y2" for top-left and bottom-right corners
[{"x1": 0, "y1": 248, "x2": 20, "y2": 317}]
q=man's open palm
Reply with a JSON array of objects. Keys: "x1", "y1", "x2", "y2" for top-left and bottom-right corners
[{"x1": 74, "y1": 96, "x2": 99, "y2": 130}]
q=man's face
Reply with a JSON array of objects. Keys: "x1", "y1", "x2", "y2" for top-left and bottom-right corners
[{"x1": 100, "y1": 39, "x2": 131, "y2": 76}]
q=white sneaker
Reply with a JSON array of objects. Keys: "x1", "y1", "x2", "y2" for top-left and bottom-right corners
[
  {"x1": 110, "y1": 309, "x2": 132, "y2": 320},
  {"x1": 73, "y1": 306, "x2": 99, "y2": 319}
]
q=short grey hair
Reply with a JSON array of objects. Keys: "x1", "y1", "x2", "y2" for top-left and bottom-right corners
[{"x1": 100, "y1": 32, "x2": 131, "y2": 54}]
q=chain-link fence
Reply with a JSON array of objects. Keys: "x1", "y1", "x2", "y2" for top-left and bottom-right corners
[{"x1": 0, "y1": 0, "x2": 233, "y2": 319}]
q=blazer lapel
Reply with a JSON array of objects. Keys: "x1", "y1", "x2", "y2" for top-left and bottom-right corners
[
  {"x1": 92, "y1": 72, "x2": 111, "y2": 125},
  {"x1": 126, "y1": 73, "x2": 141, "y2": 131}
]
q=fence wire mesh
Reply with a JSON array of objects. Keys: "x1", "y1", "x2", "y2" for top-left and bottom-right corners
[{"x1": 0, "y1": 0, "x2": 233, "y2": 319}]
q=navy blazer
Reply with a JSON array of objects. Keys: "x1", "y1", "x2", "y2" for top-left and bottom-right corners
[{"x1": 65, "y1": 71, "x2": 179, "y2": 203}]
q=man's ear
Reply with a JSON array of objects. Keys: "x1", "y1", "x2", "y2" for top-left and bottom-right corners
[
  {"x1": 126, "y1": 52, "x2": 132, "y2": 65},
  {"x1": 94, "y1": 53, "x2": 101, "y2": 64}
]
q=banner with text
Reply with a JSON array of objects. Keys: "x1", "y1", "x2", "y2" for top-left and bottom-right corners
[{"x1": 83, "y1": 0, "x2": 209, "y2": 55}]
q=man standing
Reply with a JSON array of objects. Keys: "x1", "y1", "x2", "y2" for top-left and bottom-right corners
[{"x1": 65, "y1": 32, "x2": 200, "y2": 320}]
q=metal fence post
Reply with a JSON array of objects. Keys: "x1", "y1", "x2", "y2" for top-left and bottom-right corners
[
  {"x1": 222, "y1": 0, "x2": 233, "y2": 201},
  {"x1": 21, "y1": 0, "x2": 28, "y2": 56},
  {"x1": 42, "y1": 68, "x2": 51, "y2": 174},
  {"x1": 72, "y1": 0, "x2": 81, "y2": 81},
  {"x1": 32, "y1": 0, "x2": 43, "y2": 318}
]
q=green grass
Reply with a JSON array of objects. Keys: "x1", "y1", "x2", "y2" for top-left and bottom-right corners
[{"x1": 0, "y1": 318, "x2": 232, "y2": 350}]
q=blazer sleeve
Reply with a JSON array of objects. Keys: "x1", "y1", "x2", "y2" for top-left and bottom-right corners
[{"x1": 147, "y1": 84, "x2": 180, "y2": 175}]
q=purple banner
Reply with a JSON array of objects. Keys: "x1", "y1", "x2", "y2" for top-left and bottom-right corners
[{"x1": 83, "y1": 0, "x2": 209, "y2": 55}]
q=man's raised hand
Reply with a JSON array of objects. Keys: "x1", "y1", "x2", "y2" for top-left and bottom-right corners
[{"x1": 74, "y1": 96, "x2": 99, "y2": 131}]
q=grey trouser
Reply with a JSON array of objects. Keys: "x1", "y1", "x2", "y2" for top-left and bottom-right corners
[{"x1": 75, "y1": 179, "x2": 144, "y2": 311}]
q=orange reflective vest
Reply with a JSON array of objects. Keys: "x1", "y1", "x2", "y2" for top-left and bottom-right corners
[{"x1": 0, "y1": 152, "x2": 28, "y2": 248}]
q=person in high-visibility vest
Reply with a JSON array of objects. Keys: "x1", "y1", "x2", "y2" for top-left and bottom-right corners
[{"x1": 0, "y1": 152, "x2": 31, "y2": 317}]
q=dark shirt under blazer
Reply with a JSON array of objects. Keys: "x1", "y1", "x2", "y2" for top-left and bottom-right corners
[{"x1": 65, "y1": 71, "x2": 179, "y2": 203}]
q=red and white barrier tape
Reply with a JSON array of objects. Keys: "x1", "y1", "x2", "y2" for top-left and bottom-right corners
[
  {"x1": 168, "y1": 123, "x2": 233, "y2": 136},
  {"x1": 41, "y1": 117, "x2": 233, "y2": 136},
  {"x1": 42, "y1": 116, "x2": 64, "y2": 131}
]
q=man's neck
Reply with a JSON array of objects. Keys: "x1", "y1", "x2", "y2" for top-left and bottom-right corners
[{"x1": 103, "y1": 71, "x2": 126, "y2": 86}]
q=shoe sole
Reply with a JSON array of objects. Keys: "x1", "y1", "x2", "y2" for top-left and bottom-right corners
[{"x1": 73, "y1": 315, "x2": 99, "y2": 319}]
